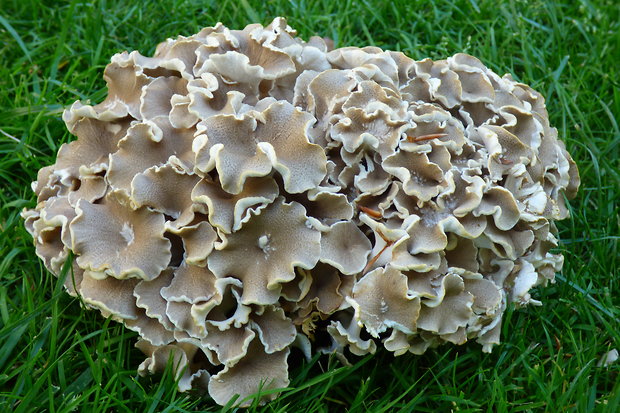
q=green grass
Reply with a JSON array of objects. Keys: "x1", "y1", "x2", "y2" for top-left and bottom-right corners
[{"x1": 0, "y1": 0, "x2": 618, "y2": 411}]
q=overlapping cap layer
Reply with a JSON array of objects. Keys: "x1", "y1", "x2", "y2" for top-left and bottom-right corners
[{"x1": 23, "y1": 17, "x2": 579, "y2": 407}]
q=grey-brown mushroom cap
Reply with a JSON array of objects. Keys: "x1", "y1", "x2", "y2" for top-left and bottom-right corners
[
  {"x1": 416, "y1": 273, "x2": 474, "y2": 335},
  {"x1": 207, "y1": 197, "x2": 321, "y2": 305},
  {"x1": 70, "y1": 195, "x2": 171, "y2": 280},
  {"x1": 79, "y1": 271, "x2": 140, "y2": 320},
  {"x1": 208, "y1": 340, "x2": 290, "y2": 407},
  {"x1": 319, "y1": 221, "x2": 371, "y2": 275},
  {"x1": 350, "y1": 266, "x2": 421, "y2": 337},
  {"x1": 191, "y1": 176, "x2": 279, "y2": 234},
  {"x1": 194, "y1": 101, "x2": 327, "y2": 195}
]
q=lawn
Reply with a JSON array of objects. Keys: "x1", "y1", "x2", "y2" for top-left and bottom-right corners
[{"x1": 0, "y1": 0, "x2": 618, "y2": 411}]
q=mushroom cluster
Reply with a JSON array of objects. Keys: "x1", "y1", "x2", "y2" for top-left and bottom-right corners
[{"x1": 22, "y1": 18, "x2": 579, "y2": 406}]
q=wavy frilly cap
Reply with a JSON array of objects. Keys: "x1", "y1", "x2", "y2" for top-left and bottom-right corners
[{"x1": 22, "y1": 17, "x2": 580, "y2": 407}]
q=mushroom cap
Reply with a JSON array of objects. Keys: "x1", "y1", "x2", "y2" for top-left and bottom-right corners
[
  {"x1": 207, "y1": 196, "x2": 321, "y2": 305},
  {"x1": 70, "y1": 195, "x2": 171, "y2": 280},
  {"x1": 22, "y1": 17, "x2": 579, "y2": 408}
]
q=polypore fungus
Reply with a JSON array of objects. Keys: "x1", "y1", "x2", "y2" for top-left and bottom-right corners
[{"x1": 23, "y1": 17, "x2": 580, "y2": 407}]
